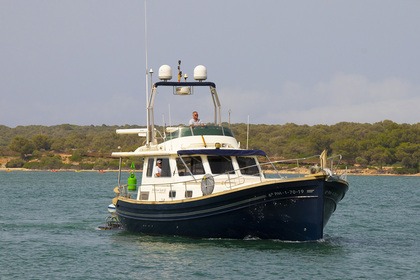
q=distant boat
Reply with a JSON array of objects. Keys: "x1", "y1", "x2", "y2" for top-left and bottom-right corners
[{"x1": 109, "y1": 63, "x2": 349, "y2": 241}]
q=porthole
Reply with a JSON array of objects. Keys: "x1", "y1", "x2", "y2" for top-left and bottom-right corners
[{"x1": 169, "y1": 190, "x2": 176, "y2": 198}]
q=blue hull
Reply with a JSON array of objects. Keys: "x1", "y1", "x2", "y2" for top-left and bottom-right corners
[{"x1": 116, "y1": 178, "x2": 348, "y2": 241}]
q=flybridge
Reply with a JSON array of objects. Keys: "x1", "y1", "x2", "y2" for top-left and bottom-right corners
[{"x1": 146, "y1": 63, "x2": 222, "y2": 144}]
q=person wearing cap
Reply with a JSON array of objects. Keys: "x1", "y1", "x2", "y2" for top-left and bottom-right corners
[
  {"x1": 189, "y1": 111, "x2": 204, "y2": 126},
  {"x1": 155, "y1": 159, "x2": 162, "y2": 177}
]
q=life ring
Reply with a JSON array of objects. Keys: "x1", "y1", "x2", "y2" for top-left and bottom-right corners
[{"x1": 201, "y1": 174, "x2": 215, "y2": 195}]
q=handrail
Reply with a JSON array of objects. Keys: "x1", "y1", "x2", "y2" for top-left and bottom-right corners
[
  {"x1": 118, "y1": 153, "x2": 347, "y2": 202},
  {"x1": 261, "y1": 153, "x2": 345, "y2": 176}
]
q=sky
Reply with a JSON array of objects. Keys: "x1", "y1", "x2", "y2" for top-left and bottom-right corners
[{"x1": 1, "y1": 0, "x2": 420, "y2": 127}]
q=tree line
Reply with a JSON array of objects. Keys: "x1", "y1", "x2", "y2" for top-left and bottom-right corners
[{"x1": 0, "y1": 120, "x2": 419, "y2": 173}]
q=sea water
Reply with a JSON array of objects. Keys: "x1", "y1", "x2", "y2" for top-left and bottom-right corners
[{"x1": 0, "y1": 171, "x2": 419, "y2": 279}]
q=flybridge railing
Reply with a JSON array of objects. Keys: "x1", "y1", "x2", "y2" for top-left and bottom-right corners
[{"x1": 164, "y1": 125, "x2": 235, "y2": 140}]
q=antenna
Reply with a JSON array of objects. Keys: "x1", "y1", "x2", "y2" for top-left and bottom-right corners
[
  {"x1": 144, "y1": 0, "x2": 149, "y2": 75},
  {"x1": 144, "y1": 0, "x2": 149, "y2": 144},
  {"x1": 168, "y1": 104, "x2": 172, "y2": 127},
  {"x1": 162, "y1": 113, "x2": 166, "y2": 138},
  {"x1": 177, "y1": 60, "x2": 182, "y2": 82},
  {"x1": 149, "y1": 68, "x2": 153, "y2": 89},
  {"x1": 246, "y1": 115, "x2": 250, "y2": 149}
]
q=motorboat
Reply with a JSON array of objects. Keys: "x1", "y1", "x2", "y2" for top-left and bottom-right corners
[{"x1": 109, "y1": 63, "x2": 349, "y2": 241}]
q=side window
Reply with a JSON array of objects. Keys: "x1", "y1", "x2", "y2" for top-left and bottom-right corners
[
  {"x1": 160, "y1": 158, "x2": 171, "y2": 177},
  {"x1": 208, "y1": 156, "x2": 234, "y2": 174},
  {"x1": 146, "y1": 158, "x2": 154, "y2": 177},
  {"x1": 237, "y1": 157, "x2": 260, "y2": 176},
  {"x1": 147, "y1": 158, "x2": 171, "y2": 177},
  {"x1": 177, "y1": 156, "x2": 205, "y2": 176}
]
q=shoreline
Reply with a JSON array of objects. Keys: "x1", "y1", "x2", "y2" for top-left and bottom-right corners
[{"x1": 1, "y1": 167, "x2": 418, "y2": 176}]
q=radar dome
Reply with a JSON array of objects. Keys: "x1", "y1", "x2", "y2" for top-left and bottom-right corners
[
  {"x1": 194, "y1": 65, "x2": 207, "y2": 81},
  {"x1": 158, "y1": 65, "x2": 172, "y2": 81}
]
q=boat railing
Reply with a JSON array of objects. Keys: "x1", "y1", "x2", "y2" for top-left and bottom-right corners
[
  {"x1": 117, "y1": 184, "x2": 131, "y2": 199},
  {"x1": 327, "y1": 154, "x2": 347, "y2": 180},
  {"x1": 162, "y1": 125, "x2": 235, "y2": 141},
  {"x1": 259, "y1": 155, "x2": 320, "y2": 177},
  {"x1": 123, "y1": 165, "x2": 264, "y2": 201},
  {"x1": 259, "y1": 153, "x2": 347, "y2": 179},
  {"x1": 223, "y1": 173, "x2": 244, "y2": 188},
  {"x1": 138, "y1": 172, "x2": 260, "y2": 200},
  {"x1": 118, "y1": 153, "x2": 347, "y2": 202}
]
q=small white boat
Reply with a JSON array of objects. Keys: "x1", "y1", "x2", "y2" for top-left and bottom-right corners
[{"x1": 109, "y1": 63, "x2": 349, "y2": 241}]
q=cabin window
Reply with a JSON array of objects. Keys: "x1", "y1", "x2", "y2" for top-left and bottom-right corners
[
  {"x1": 160, "y1": 158, "x2": 171, "y2": 177},
  {"x1": 140, "y1": 192, "x2": 149, "y2": 200},
  {"x1": 169, "y1": 190, "x2": 176, "y2": 198},
  {"x1": 177, "y1": 156, "x2": 205, "y2": 176},
  {"x1": 208, "y1": 156, "x2": 235, "y2": 175},
  {"x1": 146, "y1": 158, "x2": 154, "y2": 177},
  {"x1": 147, "y1": 158, "x2": 171, "y2": 177},
  {"x1": 237, "y1": 157, "x2": 260, "y2": 176},
  {"x1": 185, "y1": 190, "x2": 193, "y2": 198}
]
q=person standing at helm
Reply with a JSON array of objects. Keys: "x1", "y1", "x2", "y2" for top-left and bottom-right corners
[
  {"x1": 189, "y1": 111, "x2": 204, "y2": 126},
  {"x1": 154, "y1": 159, "x2": 162, "y2": 177}
]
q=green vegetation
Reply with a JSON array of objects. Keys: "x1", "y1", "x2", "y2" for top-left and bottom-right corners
[{"x1": 0, "y1": 120, "x2": 419, "y2": 174}]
